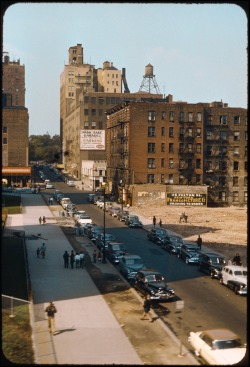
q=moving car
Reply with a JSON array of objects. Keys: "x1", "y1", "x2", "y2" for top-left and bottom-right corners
[
  {"x1": 105, "y1": 242, "x2": 127, "y2": 263},
  {"x1": 219, "y1": 265, "x2": 247, "y2": 295},
  {"x1": 147, "y1": 228, "x2": 168, "y2": 243},
  {"x1": 119, "y1": 254, "x2": 145, "y2": 280},
  {"x1": 160, "y1": 235, "x2": 183, "y2": 254},
  {"x1": 188, "y1": 328, "x2": 246, "y2": 365},
  {"x1": 177, "y1": 241, "x2": 201, "y2": 264},
  {"x1": 133, "y1": 269, "x2": 175, "y2": 302},
  {"x1": 198, "y1": 252, "x2": 226, "y2": 279},
  {"x1": 127, "y1": 217, "x2": 143, "y2": 228}
]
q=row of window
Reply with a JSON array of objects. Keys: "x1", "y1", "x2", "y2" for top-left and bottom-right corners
[
  {"x1": 218, "y1": 191, "x2": 248, "y2": 202},
  {"x1": 147, "y1": 173, "x2": 202, "y2": 185},
  {"x1": 83, "y1": 96, "x2": 121, "y2": 105},
  {"x1": 147, "y1": 158, "x2": 201, "y2": 169},
  {"x1": 207, "y1": 131, "x2": 247, "y2": 141},
  {"x1": 148, "y1": 142, "x2": 201, "y2": 153},
  {"x1": 148, "y1": 126, "x2": 202, "y2": 137}
]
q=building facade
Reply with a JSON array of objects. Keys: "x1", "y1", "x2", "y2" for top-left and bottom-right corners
[{"x1": 106, "y1": 99, "x2": 247, "y2": 207}]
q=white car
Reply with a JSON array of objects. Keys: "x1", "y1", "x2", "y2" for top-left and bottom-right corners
[
  {"x1": 219, "y1": 265, "x2": 247, "y2": 295},
  {"x1": 45, "y1": 183, "x2": 54, "y2": 189},
  {"x1": 67, "y1": 180, "x2": 76, "y2": 187},
  {"x1": 76, "y1": 214, "x2": 92, "y2": 226},
  {"x1": 74, "y1": 210, "x2": 87, "y2": 220},
  {"x1": 188, "y1": 328, "x2": 246, "y2": 365}
]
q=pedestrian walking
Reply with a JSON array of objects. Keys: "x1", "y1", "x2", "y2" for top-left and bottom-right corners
[
  {"x1": 63, "y1": 250, "x2": 69, "y2": 268},
  {"x1": 159, "y1": 219, "x2": 162, "y2": 227},
  {"x1": 140, "y1": 296, "x2": 153, "y2": 322},
  {"x1": 40, "y1": 243, "x2": 46, "y2": 258},
  {"x1": 45, "y1": 301, "x2": 57, "y2": 335},
  {"x1": 93, "y1": 249, "x2": 97, "y2": 263},
  {"x1": 79, "y1": 251, "x2": 85, "y2": 268},
  {"x1": 97, "y1": 251, "x2": 102, "y2": 262},
  {"x1": 196, "y1": 235, "x2": 202, "y2": 250},
  {"x1": 153, "y1": 216, "x2": 156, "y2": 227},
  {"x1": 42, "y1": 216, "x2": 46, "y2": 225},
  {"x1": 36, "y1": 247, "x2": 40, "y2": 258},
  {"x1": 39, "y1": 216, "x2": 42, "y2": 225},
  {"x1": 70, "y1": 250, "x2": 75, "y2": 269}
]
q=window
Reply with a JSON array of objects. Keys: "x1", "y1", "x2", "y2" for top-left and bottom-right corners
[
  {"x1": 219, "y1": 146, "x2": 227, "y2": 156},
  {"x1": 106, "y1": 97, "x2": 111, "y2": 104},
  {"x1": 147, "y1": 174, "x2": 155, "y2": 183},
  {"x1": 161, "y1": 127, "x2": 165, "y2": 136},
  {"x1": 179, "y1": 143, "x2": 184, "y2": 153},
  {"x1": 234, "y1": 116, "x2": 240, "y2": 124},
  {"x1": 196, "y1": 143, "x2": 201, "y2": 153},
  {"x1": 169, "y1": 174, "x2": 174, "y2": 184},
  {"x1": 220, "y1": 131, "x2": 227, "y2": 141},
  {"x1": 148, "y1": 143, "x2": 155, "y2": 153},
  {"x1": 161, "y1": 174, "x2": 165, "y2": 184},
  {"x1": 84, "y1": 121, "x2": 89, "y2": 128},
  {"x1": 91, "y1": 109, "x2": 96, "y2": 116},
  {"x1": 234, "y1": 132, "x2": 240, "y2": 141},
  {"x1": 162, "y1": 111, "x2": 166, "y2": 120},
  {"x1": 233, "y1": 146, "x2": 240, "y2": 156},
  {"x1": 244, "y1": 177, "x2": 247, "y2": 186},
  {"x1": 196, "y1": 128, "x2": 201, "y2": 137},
  {"x1": 179, "y1": 174, "x2": 184, "y2": 184},
  {"x1": 169, "y1": 127, "x2": 174, "y2": 137},
  {"x1": 111, "y1": 97, "x2": 116, "y2": 104},
  {"x1": 188, "y1": 112, "x2": 193, "y2": 122},
  {"x1": 220, "y1": 115, "x2": 228, "y2": 125},
  {"x1": 179, "y1": 111, "x2": 184, "y2": 122},
  {"x1": 3, "y1": 137, "x2": 7, "y2": 144},
  {"x1": 161, "y1": 143, "x2": 165, "y2": 152},
  {"x1": 245, "y1": 162, "x2": 248, "y2": 171},
  {"x1": 219, "y1": 161, "x2": 227, "y2": 171},
  {"x1": 161, "y1": 158, "x2": 165, "y2": 168},
  {"x1": 233, "y1": 177, "x2": 239, "y2": 186},
  {"x1": 219, "y1": 176, "x2": 226, "y2": 186},
  {"x1": 169, "y1": 143, "x2": 174, "y2": 153},
  {"x1": 169, "y1": 158, "x2": 174, "y2": 169},
  {"x1": 197, "y1": 112, "x2": 202, "y2": 122},
  {"x1": 98, "y1": 109, "x2": 103, "y2": 116},
  {"x1": 179, "y1": 159, "x2": 185, "y2": 169},
  {"x1": 188, "y1": 159, "x2": 193, "y2": 169},
  {"x1": 91, "y1": 97, "x2": 96, "y2": 104},
  {"x1": 98, "y1": 97, "x2": 104, "y2": 104},
  {"x1": 206, "y1": 161, "x2": 213, "y2": 170},
  {"x1": 244, "y1": 191, "x2": 248, "y2": 202},
  {"x1": 3, "y1": 126, "x2": 7, "y2": 133},
  {"x1": 187, "y1": 128, "x2": 193, "y2": 137},
  {"x1": 188, "y1": 143, "x2": 193, "y2": 153},
  {"x1": 148, "y1": 126, "x2": 156, "y2": 137},
  {"x1": 148, "y1": 111, "x2": 156, "y2": 121},
  {"x1": 148, "y1": 158, "x2": 155, "y2": 168},
  {"x1": 179, "y1": 127, "x2": 184, "y2": 137},
  {"x1": 207, "y1": 146, "x2": 212, "y2": 156},
  {"x1": 233, "y1": 191, "x2": 239, "y2": 202},
  {"x1": 233, "y1": 161, "x2": 239, "y2": 171},
  {"x1": 245, "y1": 132, "x2": 248, "y2": 141},
  {"x1": 196, "y1": 174, "x2": 201, "y2": 184},
  {"x1": 206, "y1": 131, "x2": 213, "y2": 140},
  {"x1": 91, "y1": 121, "x2": 96, "y2": 128},
  {"x1": 219, "y1": 191, "x2": 227, "y2": 201},
  {"x1": 84, "y1": 109, "x2": 89, "y2": 116},
  {"x1": 98, "y1": 121, "x2": 103, "y2": 129},
  {"x1": 245, "y1": 146, "x2": 247, "y2": 156},
  {"x1": 196, "y1": 159, "x2": 201, "y2": 169},
  {"x1": 169, "y1": 111, "x2": 174, "y2": 122}
]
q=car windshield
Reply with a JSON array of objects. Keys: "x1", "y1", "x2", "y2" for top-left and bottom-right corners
[
  {"x1": 126, "y1": 258, "x2": 143, "y2": 265},
  {"x1": 213, "y1": 339, "x2": 242, "y2": 349},
  {"x1": 145, "y1": 274, "x2": 164, "y2": 282}
]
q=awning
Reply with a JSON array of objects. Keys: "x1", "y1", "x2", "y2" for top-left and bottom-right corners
[
  {"x1": 2, "y1": 166, "x2": 32, "y2": 175},
  {"x1": 56, "y1": 164, "x2": 65, "y2": 169}
]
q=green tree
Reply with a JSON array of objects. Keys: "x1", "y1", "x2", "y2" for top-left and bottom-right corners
[{"x1": 29, "y1": 134, "x2": 61, "y2": 163}]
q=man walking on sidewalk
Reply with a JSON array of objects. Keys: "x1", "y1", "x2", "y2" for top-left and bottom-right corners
[
  {"x1": 45, "y1": 301, "x2": 57, "y2": 335},
  {"x1": 140, "y1": 296, "x2": 153, "y2": 322}
]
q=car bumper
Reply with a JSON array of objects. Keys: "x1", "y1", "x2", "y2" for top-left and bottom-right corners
[
  {"x1": 149, "y1": 293, "x2": 175, "y2": 301},
  {"x1": 237, "y1": 288, "x2": 247, "y2": 295}
]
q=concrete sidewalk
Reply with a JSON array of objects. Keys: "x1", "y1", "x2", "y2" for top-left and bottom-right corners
[{"x1": 5, "y1": 193, "x2": 199, "y2": 365}]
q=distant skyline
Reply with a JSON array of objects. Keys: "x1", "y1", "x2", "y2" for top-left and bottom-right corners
[{"x1": 3, "y1": 2, "x2": 248, "y2": 136}]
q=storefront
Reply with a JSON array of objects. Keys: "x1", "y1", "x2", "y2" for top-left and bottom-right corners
[{"x1": 2, "y1": 166, "x2": 32, "y2": 187}]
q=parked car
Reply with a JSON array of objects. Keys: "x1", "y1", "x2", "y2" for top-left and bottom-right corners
[
  {"x1": 82, "y1": 223, "x2": 94, "y2": 235},
  {"x1": 67, "y1": 180, "x2": 76, "y2": 187},
  {"x1": 108, "y1": 206, "x2": 120, "y2": 217},
  {"x1": 177, "y1": 241, "x2": 201, "y2": 264},
  {"x1": 105, "y1": 242, "x2": 127, "y2": 263},
  {"x1": 117, "y1": 210, "x2": 129, "y2": 221},
  {"x1": 45, "y1": 183, "x2": 55, "y2": 189},
  {"x1": 219, "y1": 265, "x2": 247, "y2": 295},
  {"x1": 124, "y1": 215, "x2": 140, "y2": 226},
  {"x1": 88, "y1": 193, "x2": 96, "y2": 202},
  {"x1": 61, "y1": 198, "x2": 72, "y2": 209},
  {"x1": 96, "y1": 233, "x2": 116, "y2": 250},
  {"x1": 160, "y1": 235, "x2": 183, "y2": 253},
  {"x1": 53, "y1": 190, "x2": 62, "y2": 199},
  {"x1": 133, "y1": 269, "x2": 175, "y2": 302},
  {"x1": 127, "y1": 217, "x2": 143, "y2": 228},
  {"x1": 198, "y1": 252, "x2": 226, "y2": 279},
  {"x1": 76, "y1": 214, "x2": 92, "y2": 226},
  {"x1": 147, "y1": 228, "x2": 168, "y2": 243},
  {"x1": 188, "y1": 328, "x2": 246, "y2": 365},
  {"x1": 74, "y1": 210, "x2": 87, "y2": 219},
  {"x1": 102, "y1": 201, "x2": 114, "y2": 211},
  {"x1": 96, "y1": 198, "x2": 104, "y2": 208},
  {"x1": 88, "y1": 226, "x2": 105, "y2": 241},
  {"x1": 119, "y1": 254, "x2": 145, "y2": 281},
  {"x1": 55, "y1": 193, "x2": 65, "y2": 202}
]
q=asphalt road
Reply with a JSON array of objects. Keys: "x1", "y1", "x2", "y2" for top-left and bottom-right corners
[{"x1": 40, "y1": 167, "x2": 247, "y2": 352}]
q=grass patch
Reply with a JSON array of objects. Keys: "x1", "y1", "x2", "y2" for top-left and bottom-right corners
[{"x1": 2, "y1": 237, "x2": 35, "y2": 364}]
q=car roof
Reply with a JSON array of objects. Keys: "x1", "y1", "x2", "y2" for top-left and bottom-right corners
[
  {"x1": 202, "y1": 329, "x2": 241, "y2": 341},
  {"x1": 123, "y1": 254, "x2": 142, "y2": 260},
  {"x1": 138, "y1": 269, "x2": 162, "y2": 276},
  {"x1": 223, "y1": 265, "x2": 247, "y2": 271},
  {"x1": 201, "y1": 252, "x2": 225, "y2": 258}
]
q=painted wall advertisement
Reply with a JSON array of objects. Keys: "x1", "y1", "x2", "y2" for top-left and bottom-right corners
[
  {"x1": 80, "y1": 130, "x2": 105, "y2": 150},
  {"x1": 166, "y1": 193, "x2": 207, "y2": 206}
]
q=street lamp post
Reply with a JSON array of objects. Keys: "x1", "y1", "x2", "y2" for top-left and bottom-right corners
[{"x1": 102, "y1": 183, "x2": 107, "y2": 263}]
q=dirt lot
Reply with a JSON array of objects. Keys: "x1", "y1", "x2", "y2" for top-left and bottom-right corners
[{"x1": 132, "y1": 204, "x2": 248, "y2": 265}]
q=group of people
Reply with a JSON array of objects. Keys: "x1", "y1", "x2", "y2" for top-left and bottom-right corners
[
  {"x1": 47, "y1": 197, "x2": 54, "y2": 205},
  {"x1": 36, "y1": 243, "x2": 46, "y2": 258},
  {"x1": 39, "y1": 216, "x2": 46, "y2": 225},
  {"x1": 63, "y1": 250, "x2": 85, "y2": 269},
  {"x1": 152, "y1": 216, "x2": 162, "y2": 228}
]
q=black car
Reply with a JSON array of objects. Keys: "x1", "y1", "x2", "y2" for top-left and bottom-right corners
[
  {"x1": 177, "y1": 242, "x2": 201, "y2": 264},
  {"x1": 198, "y1": 252, "x2": 226, "y2": 278},
  {"x1": 147, "y1": 228, "x2": 168, "y2": 243},
  {"x1": 127, "y1": 218, "x2": 143, "y2": 228},
  {"x1": 160, "y1": 235, "x2": 183, "y2": 254},
  {"x1": 119, "y1": 254, "x2": 145, "y2": 280},
  {"x1": 133, "y1": 269, "x2": 175, "y2": 302},
  {"x1": 105, "y1": 242, "x2": 127, "y2": 263},
  {"x1": 117, "y1": 210, "x2": 129, "y2": 222}
]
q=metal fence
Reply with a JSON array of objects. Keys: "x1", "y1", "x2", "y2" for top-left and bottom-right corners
[{"x1": 2, "y1": 294, "x2": 30, "y2": 318}]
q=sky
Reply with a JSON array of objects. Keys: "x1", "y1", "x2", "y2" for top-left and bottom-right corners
[{"x1": 2, "y1": 2, "x2": 248, "y2": 137}]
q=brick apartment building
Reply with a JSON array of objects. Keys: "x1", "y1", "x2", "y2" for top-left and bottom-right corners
[
  {"x1": 106, "y1": 99, "x2": 247, "y2": 207},
  {"x1": 2, "y1": 53, "x2": 30, "y2": 186}
]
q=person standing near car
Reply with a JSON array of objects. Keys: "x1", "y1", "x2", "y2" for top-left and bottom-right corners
[
  {"x1": 153, "y1": 216, "x2": 156, "y2": 227},
  {"x1": 196, "y1": 235, "x2": 202, "y2": 250},
  {"x1": 140, "y1": 296, "x2": 153, "y2": 322}
]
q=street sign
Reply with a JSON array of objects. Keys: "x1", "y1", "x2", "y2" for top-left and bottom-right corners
[{"x1": 176, "y1": 300, "x2": 185, "y2": 310}]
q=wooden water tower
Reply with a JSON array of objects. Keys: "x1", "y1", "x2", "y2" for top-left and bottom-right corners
[{"x1": 139, "y1": 63, "x2": 160, "y2": 94}]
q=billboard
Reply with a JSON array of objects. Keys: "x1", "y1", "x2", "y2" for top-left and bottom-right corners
[
  {"x1": 80, "y1": 130, "x2": 105, "y2": 150},
  {"x1": 166, "y1": 193, "x2": 207, "y2": 206}
]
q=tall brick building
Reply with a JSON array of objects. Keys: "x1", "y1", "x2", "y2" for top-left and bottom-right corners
[
  {"x1": 106, "y1": 99, "x2": 247, "y2": 206},
  {"x1": 2, "y1": 52, "x2": 30, "y2": 186}
]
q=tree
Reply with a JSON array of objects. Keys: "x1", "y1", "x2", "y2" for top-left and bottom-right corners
[{"x1": 29, "y1": 134, "x2": 61, "y2": 163}]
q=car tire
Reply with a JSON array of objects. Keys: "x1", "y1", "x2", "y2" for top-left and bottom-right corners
[
  {"x1": 220, "y1": 277, "x2": 224, "y2": 284},
  {"x1": 234, "y1": 286, "x2": 239, "y2": 295},
  {"x1": 185, "y1": 257, "x2": 189, "y2": 264},
  {"x1": 210, "y1": 271, "x2": 215, "y2": 279}
]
